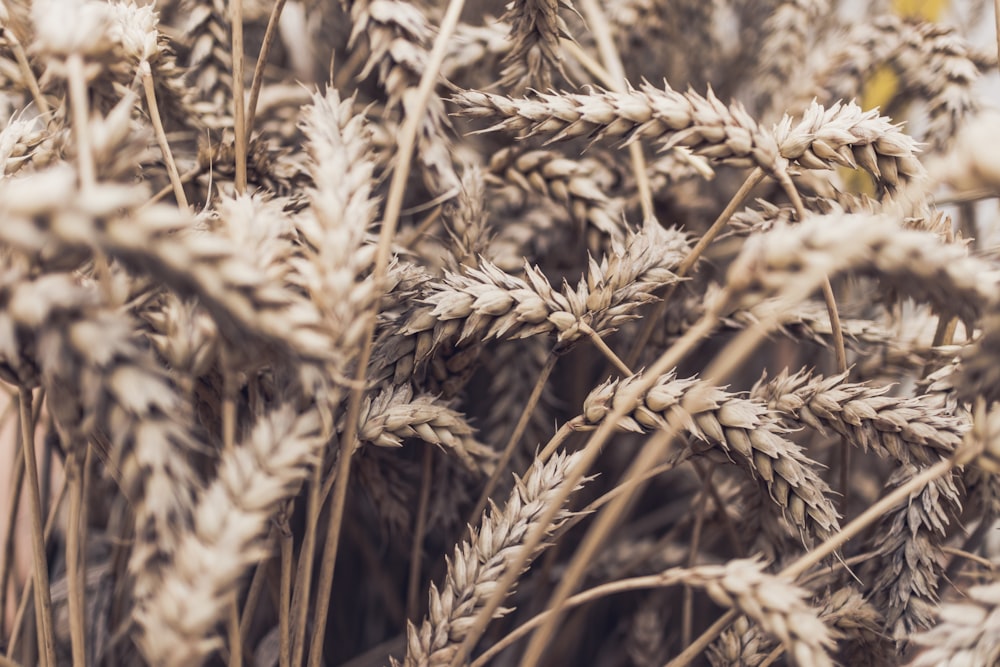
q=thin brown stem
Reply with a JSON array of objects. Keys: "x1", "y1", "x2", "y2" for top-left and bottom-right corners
[
  {"x1": 5, "y1": 463, "x2": 66, "y2": 661},
  {"x1": 141, "y1": 62, "x2": 188, "y2": 209},
  {"x1": 819, "y1": 276, "x2": 850, "y2": 511},
  {"x1": 65, "y1": 451, "x2": 86, "y2": 667},
  {"x1": 664, "y1": 609, "x2": 738, "y2": 667},
  {"x1": 578, "y1": 0, "x2": 653, "y2": 221},
  {"x1": 400, "y1": 206, "x2": 444, "y2": 249},
  {"x1": 224, "y1": 359, "x2": 242, "y2": 667},
  {"x1": 820, "y1": 278, "x2": 848, "y2": 375},
  {"x1": 231, "y1": 0, "x2": 247, "y2": 194},
  {"x1": 779, "y1": 170, "x2": 807, "y2": 222},
  {"x1": 66, "y1": 55, "x2": 95, "y2": 189},
  {"x1": 934, "y1": 188, "x2": 999, "y2": 205},
  {"x1": 942, "y1": 546, "x2": 996, "y2": 570},
  {"x1": 245, "y1": 0, "x2": 288, "y2": 142},
  {"x1": 307, "y1": 0, "x2": 467, "y2": 662},
  {"x1": 0, "y1": 416, "x2": 24, "y2": 640},
  {"x1": 290, "y1": 464, "x2": 321, "y2": 667},
  {"x1": 560, "y1": 40, "x2": 614, "y2": 86},
  {"x1": 681, "y1": 464, "x2": 712, "y2": 648},
  {"x1": 7, "y1": 33, "x2": 49, "y2": 117},
  {"x1": 17, "y1": 389, "x2": 54, "y2": 667},
  {"x1": 278, "y1": 506, "x2": 293, "y2": 667},
  {"x1": 228, "y1": 600, "x2": 242, "y2": 667},
  {"x1": 581, "y1": 323, "x2": 631, "y2": 376},
  {"x1": 994, "y1": 0, "x2": 1000, "y2": 74},
  {"x1": 626, "y1": 168, "x2": 765, "y2": 369},
  {"x1": 148, "y1": 166, "x2": 202, "y2": 205},
  {"x1": 469, "y1": 353, "x2": 558, "y2": 522},
  {"x1": 758, "y1": 645, "x2": 784, "y2": 667},
  {"x1": 239, "y1": 540, "x2": 272, "y2": 646},
  {"x1": 407, "y1": 445, "x2": 434, "y2": 621},
  {"x1": 537, "y1": 421, "x2": 579, "y2": 463},
  {"x1": 567, "y1": 461, "x2": 682, "y2": 538},
  {"x1": 77, "y1": 445, "x2": 91, "y2": 657}
]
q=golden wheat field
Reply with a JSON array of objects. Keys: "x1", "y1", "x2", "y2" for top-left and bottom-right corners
[{"x1": 2, "y1": 0, "x2": 1000, "y2": 665}]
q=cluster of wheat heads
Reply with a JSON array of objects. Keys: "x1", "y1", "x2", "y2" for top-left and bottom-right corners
[{"x1": 2, "y1": 0, "x2": 1000, "y2": 665}]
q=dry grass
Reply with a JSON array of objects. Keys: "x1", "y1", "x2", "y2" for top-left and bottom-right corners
[{"x1": 1, "y1": 1, "x2": 1000, "y2": 666}]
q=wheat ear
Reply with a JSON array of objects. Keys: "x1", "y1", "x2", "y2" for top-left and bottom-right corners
[
  {"x1": 135, "y1": 406, "x2": 323, "y2": 667},
  {"x1": 397, "y1": 450, "x2": 588, "y2": 666},
  {"x1": 577, "y1": 371, "x2": 840, "y2": 542}
]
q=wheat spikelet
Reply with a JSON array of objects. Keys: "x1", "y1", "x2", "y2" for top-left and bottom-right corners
[
  {"x1": 135, "y1": 405, "x2": 323, "y2": 667},
  {"x1": 578, "y1": 371, "x2": 840, "y2": 542},
  {"x1": 753, "y1": 369, "x2": 967, "y2": 465},
  {"x1": 108, "y1": 0, "x2": 191, "y2": 129},
  {"x1": 442, "y1": 19, "x2": 511, "y2": 88},
  {"x1": 810, "y1": 15, "x2": 986, "y2": 149},
  {"x1": 0, "y1": 110, "x2": 47, "y2": 177},
  {"x1": 455, "y1": 85, "x2": 923, "y2": 190},
  {"x1": 356, "y1": 384, "x2": 496, "y2": 474},
  {"x1": 347, "y1": 0, "x2": 459, "y2": 196},
  {"x1": 440, "y1": 167, "x2": 491, "y2": 271},
  {"x1": 141, "y1": 293, "x2": 219, "y2": 381},
  {"x1": 708, "y1": 614, "x2": 773, "y2": 667},
  {"x1": 750, "y1": 371, "x2": 969, "y2": 639},
  {"x1": 180, "y1": 0, "x2": 233, "y2": 128},
  {"x1": 374, "y1": 221, "x2": 686, "y2": 390},
  {"x1": 499, "y1": 0, "x2": 575, "y2": 90},
  {"x1": 487, "y1": 146, "x2": 627, "y2": 241},
  {"x1": 709, "y1": 585, "x2": 884, "y2": 667},
  {"x1": 908, "y1": 581, "x2": 1000, "y2": 666},
  {"x1": 753, "y1": 0, "x2": 831, "y2": 118},
  {"x1": 0, "y1": 167, "x2": 333, "y2": 365},
  {"x1": 295, "y1": 87, "x2": 381, "y2": 367},
  {"x1": 398, "y1": 450, "x2": 588, "y2": 666},
  {"x1": 724, "y1": 212, "x2": 999, "y2": 326},
  {"x1": 2, "y1": 1, "x2": 1000, "y2": 664},
  {"x1": 412, "y1": 221, "x2": 686, "y2": 346},
  {"x1": 665, "y1": 558, "x2": 837, "y2": 667},
  {"x1": 771, "y1": 100, "x2": 924, "y2": 193},
  {"x1": 865, "y1": 460, "x2": 962, "y2": 639},
  {"x1": 455, "y1": 84, "x2": 782, "y2": 172},
  {"x1": 0, "y1": 267, "x2": 205, "y2": 616}
]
